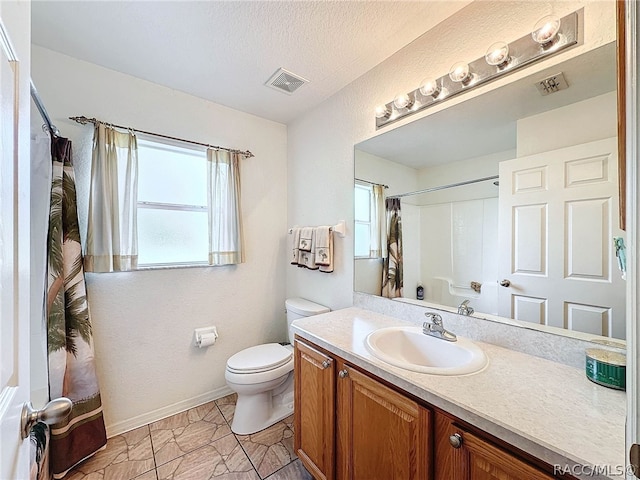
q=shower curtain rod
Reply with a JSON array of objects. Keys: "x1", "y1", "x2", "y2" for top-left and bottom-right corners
[
  {"x1": 30, "y1": 80, "x2": 59, "y2": 137},
  {"x1": 387, "y1": 175, "x2": 499, "y2": 199},
  {"x1": 69, "y1": 116, "x2": 254, "y2": 158},
  {"x1": 355, "y1": 178, "x2": 389, "y2": 189}
]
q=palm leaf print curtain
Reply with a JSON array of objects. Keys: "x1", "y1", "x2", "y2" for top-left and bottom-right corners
[
  {"x1": 381, "y1": 198, "x2": 403, "y2": 298},
  {"x1": 47, "y1": 137, "x2": 106, "y2": 478}
]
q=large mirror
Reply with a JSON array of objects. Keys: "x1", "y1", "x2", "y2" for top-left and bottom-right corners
[{"x1": 354, "y1": 40, "x2": 626, "y2": 340}]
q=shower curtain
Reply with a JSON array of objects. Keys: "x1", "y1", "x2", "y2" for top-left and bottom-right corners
[
  {"x1": 382, "y1": 198, "x2": 403, "y2": 298},
  {"x1": 47, "y1": 136, "x2": 107, "y2": 478}
]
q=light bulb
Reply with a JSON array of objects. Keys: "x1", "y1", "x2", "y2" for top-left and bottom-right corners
[
  {"x1": 393, "y1": 93, "x2": 412, "y2": 110},
  {"x1": 375, "y1": 104, "x2": 391, "y2": 119},
  {"x1": 532, "y1": 15, "x2": 561, "y2": 45},
  {"x1": 485, "y1": 42, "x2": 510, "y2": 67},
  {"x1": 448, "y1": 62, "x2": 471, "y2": 84},
  {"x1": 419, "y1": 78, "x2": 440, "y2": 98}
]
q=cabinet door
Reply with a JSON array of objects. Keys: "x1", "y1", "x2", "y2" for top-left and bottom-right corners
[
  {"x1": 294, "y1": 339, "x2": 335, "y2": 480},
  {"x1": 337, "y1": 363, "x2": 431, "y2": 480},
  {"x1": 438, "y1": 414, "x2": 555, "y2": 480}
]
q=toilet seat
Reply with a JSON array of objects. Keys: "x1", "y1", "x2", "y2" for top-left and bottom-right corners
[
  {"x1": 225, "y1": 343, "x2": 294, "y2": 386},
  {"x1": 225, "y1": 357, "x2": 294, "y2": 385},
  {"x1": 226, "y1": 343, "x2": 293, "y2": 374}
]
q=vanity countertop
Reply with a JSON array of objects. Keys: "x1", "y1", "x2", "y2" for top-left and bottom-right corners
[{"x1": 291, "y1": 307, "x2": 626, "y2": 479}]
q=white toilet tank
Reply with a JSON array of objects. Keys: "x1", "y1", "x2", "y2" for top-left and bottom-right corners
[{"x1": 285, "y1": 298, "x2": 330, "y2": 344}]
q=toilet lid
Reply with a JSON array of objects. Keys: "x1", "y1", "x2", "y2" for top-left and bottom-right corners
[{"x1": 227, "y1": 343, "x2": 293, "y2": 374}]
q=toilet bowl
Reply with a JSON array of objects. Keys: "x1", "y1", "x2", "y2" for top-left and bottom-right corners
[{"x1": 224, "y1": 298, "x2": 329, "y2": 435}]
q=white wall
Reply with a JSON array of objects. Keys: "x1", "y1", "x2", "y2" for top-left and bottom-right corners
[
  {"x1": 517, "y1": 91, "x2": 617, "y2": 156},
  {"x1": 287, "y1": 0, "x2": 616, "y2": 309},
  {"x1": 416, "y1": 150, "x2": 513, "y2": 203},
  {"x1": 31, "y1": 46, "x2": 288, "y2": 435},
  {"x1": 354, "y1": 149, "x2": 418, "y2": 197}
]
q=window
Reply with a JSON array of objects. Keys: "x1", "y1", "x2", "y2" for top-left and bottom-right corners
[
  {"x1": 354, "y1": 182, "x2": 373, "y2": 258},
  {"x1": 137, "y1": 138, "x2": 209, "y2": 267}
]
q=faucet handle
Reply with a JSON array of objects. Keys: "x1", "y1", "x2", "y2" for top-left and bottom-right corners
[{"x1": 424, "y1": 312, "x2": 443, "y2": 325}]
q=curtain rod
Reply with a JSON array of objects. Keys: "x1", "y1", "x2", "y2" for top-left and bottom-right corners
[
  {"x1": 30, "y1": 80, "x2": 59, "y2": 137},
  {"x1": 387, "y1": 175, "x2": 499, "y2": 199},
  {"x1": 355, "y1": 178, "x2": 389, "y2": 189},
  {"x1": 69, "y1": 116, "x2": 254, "y2": 158}
]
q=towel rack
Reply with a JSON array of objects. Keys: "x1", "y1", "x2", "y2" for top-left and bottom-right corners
[{"x1": 288, "y1": 220, "x2": 346, "y2": 238}]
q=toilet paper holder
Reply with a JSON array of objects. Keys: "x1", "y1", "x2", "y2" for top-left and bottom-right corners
[{"x1": 194, "y1": 326, "x2": 218, "y2": 348}]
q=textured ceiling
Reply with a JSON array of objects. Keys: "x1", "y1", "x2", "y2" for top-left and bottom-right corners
[{"x1": 31, "y1": 1, "x2": 471, "y2": 124}]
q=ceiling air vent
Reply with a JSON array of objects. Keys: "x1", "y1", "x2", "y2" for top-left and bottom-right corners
[
  {"x1": 534, "y1": 72, "x2": 569, "y2": 96},
  {"x1": 265, "y1": 68, "x2": 308, "y2": 95}
]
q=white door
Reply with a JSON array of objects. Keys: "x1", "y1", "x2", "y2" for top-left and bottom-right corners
[
  {"x1": 0, "y1": 15, "x2": 31, "y2": 480},
  {"x1": 498, "y1": 137, "x2": 625, "y2": 339}
]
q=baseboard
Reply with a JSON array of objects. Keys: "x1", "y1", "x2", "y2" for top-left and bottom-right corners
[{"x1": 105, "y1": 385, "x2": 234, "y2": 438}]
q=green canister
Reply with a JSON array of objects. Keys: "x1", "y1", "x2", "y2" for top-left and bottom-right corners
[{"x1": 585, "y1": 348, "x2": 626, "y2": 391}]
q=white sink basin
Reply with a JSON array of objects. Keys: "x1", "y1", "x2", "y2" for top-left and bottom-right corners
[{"x1": 365, "y1": 326, "x2": 488, "y2": 376}]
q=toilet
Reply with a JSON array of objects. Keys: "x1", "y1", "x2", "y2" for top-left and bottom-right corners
[{"x1": 224, "y1": 297, "x2": 330, "y2": 435}]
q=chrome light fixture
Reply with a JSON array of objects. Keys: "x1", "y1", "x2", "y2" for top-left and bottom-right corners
[
  {"x1": 532, "y1": 15, "x2": 561, "y2": 46},
  {"x1": 448, "y1": 62, "x2": 472, "y2": 85},
  {"x1": 419, "y1": 78, "x2": 441, "y2": 98},
  {"x1": 485, "y1": 41, "x2": 511, "y2": 68},
  {"x1": 375, "y1": 10, "x2": 579, "y2": 129},
  {"x1": 393, "y1": 93, "x2": 414, "y2": 110},
  {"x1": 375, "y1": 104, "x2": 391, "y2": 119}
]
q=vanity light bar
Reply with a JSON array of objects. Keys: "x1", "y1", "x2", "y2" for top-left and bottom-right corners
[{"x1": 375, "y1": 11, "x2": 580, "y2": 129}]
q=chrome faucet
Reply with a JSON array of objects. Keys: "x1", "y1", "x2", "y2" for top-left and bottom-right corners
[
  {"x1": 457, "y1": 300, "x2": 474, "y2": 316},
  {"x1": 423, "y1": 312, "x2": 457, "y2": 342}
]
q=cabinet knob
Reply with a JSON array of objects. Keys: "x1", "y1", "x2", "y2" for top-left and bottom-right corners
[
  {"x1": 449, "y1": 433, "x2": 463, "y2": 449},
  {"x1": 321, "y1": 359, "x2": 332, "y2": 369},
  {"x1": 338, "y1": 369, "x2": 349, "y2": 378}
]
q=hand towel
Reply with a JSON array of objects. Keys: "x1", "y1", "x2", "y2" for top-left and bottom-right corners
[
  {"x1": 319, "y1": 229, "x2": 334, "y2": 273},
  {"x1": 290, "y1": 227, "x2": 301, "y2": 265},
  {"x1": 299, "y1": 227, "x2": 313, "y2": 252},
  {"x1": 315, "y1": 226, "x2": 331, "y2": 266},
  {"x1": 299, "y1": 228, "x2": 318, "y2": 270}
]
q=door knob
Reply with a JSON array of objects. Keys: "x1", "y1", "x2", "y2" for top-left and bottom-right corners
[
  {"x1": 499, "y1": 279, "x2": 511, "y2": 287},
  {"x1": 21, "y1": 397, "x2": 73, "y2": 439},
  {"x1": 449, "y1": 433, "x2": 463, "y2": 449}
]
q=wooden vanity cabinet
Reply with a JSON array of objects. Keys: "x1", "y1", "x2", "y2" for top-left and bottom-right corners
[
  {"x1": 336, "y1": 361, "x2": 431, "y2": 480},
  {"x1": 295, "y1": 337, "x2": 568, "y2": 480},
  {"x1": 294, "y1": 337, "x2": 431, "y2": 480},
  {"x1": 294, "y1": 339, "x2": 335, "y2": 480},
  {"x1": 435, "y1": 412, "x2": 557, "y2": 480}
]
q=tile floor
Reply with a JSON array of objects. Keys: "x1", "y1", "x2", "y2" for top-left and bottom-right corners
[{"x1": 66, "y1": 393, "x2": 313, "y2": 480}]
